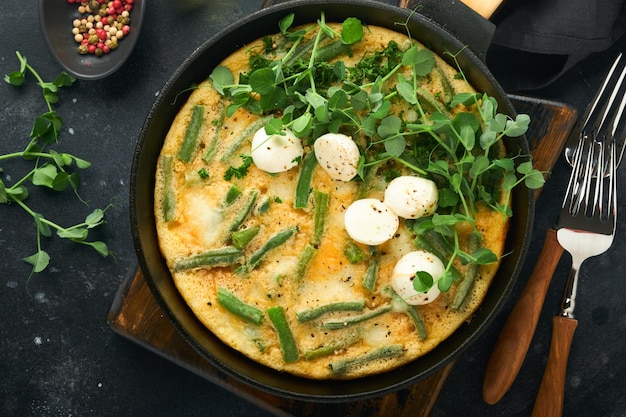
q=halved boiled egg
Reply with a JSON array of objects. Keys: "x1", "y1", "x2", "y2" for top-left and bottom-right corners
[
  {"x1": 391, "y1": 250, "x2": 445, "y2": 305},
  {"x1": 251, "y1": 128, "x2": 303, "y2": 173},
  {"x1": 383, "y1": 175, "x2": 438, "y2": 219},
  {"x1": 313, "y1": 133, "x2": 360, "y2": 181},
  {"x1": 344, "y1": 198, "x2": 399, "y2": 246}
]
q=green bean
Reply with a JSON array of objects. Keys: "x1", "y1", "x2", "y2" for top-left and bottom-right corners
[
  {"x1": 283, "y1": 36, "x2": 318, "y2": 67},
  {"x1": 320, "y1": 304, "x2": 392, "y2": 330},
  {"x1": 217, "y1": 287, "x2": 263, "y2": 326},
  {"x1": 174, "y1": 246, "x2": 243, "y2": 271},
  {"x1": 229, "y1": 189, "x2": 258, "y2": 232},
  {"x1": 160, "y1": 155, "x2": 176, "y2": 222},
  {"x1": 202, "y1": 101, "x2": 226, "y2": 163},
  {"x1": 296, "y1": 300, "x2": 366, "y2": 323},
  {"x1": 311, "y1": 190, "x2": 329, "y2": 246},
  {"x1": 296, "y1": 243, "x2": 317, "y2": 282},
  {"x1": 452, "y1": 231, "x2": 480, "y2": 309},
  {"x1": 223, "y1": 184, "x2": 242, "y2": 206},
  {"x1": 361, "y1": 247, "x2": 379, "y2": 292},
  {"x1": 177, "y1": 105, "x2": 205, "y2": 163},
  {"x1": 390, "y1": 289, "x2": 427, "y2": 340},
  {"x1": 344, "y1": 240, "x2": 366, "y2": 264},
  {"x1": 313, "y1": 40, "x2": 350, "y2": 63},
  {"x1": 254, "y1": 196, "x2": 271, "y2": 215},
  {"x1": 294, "y1": 151, "x2": 317, "y2": 209},
  {"x1": 220, "y1": 116, "x2": 271, "y2": 163},
  {"x1": 266, "y1": 305, "x2": 299, "y2": 363},
  {"x1": 416, "y1": 85, "x2": 451, "y2": 118},
  {"x1": 432, "y1": 65, "x2": 454, "y2": 105},
  {"x1": 303, "y1": 335, "x2": 359, "y2": 361},
  {"x1": 329, "y1": 344, "x2": 404, "y2": 375},
  {"x1": 416, "y1": 231, "x2": 462, "y2": 282},
  {"x1": 246, "y1": 227, "x2": 297, "y2": 272},
  {"x1": 231, "y1": 226, "x2": 261, "y2": 249}
]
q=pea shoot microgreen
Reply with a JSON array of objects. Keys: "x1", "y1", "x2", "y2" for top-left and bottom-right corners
[
  {"x1": 208, "y1": 13, "x2": 545, "y2": 296},
  {"x1": 1, "y1": 51, "x2": 113, "y2": 277}
]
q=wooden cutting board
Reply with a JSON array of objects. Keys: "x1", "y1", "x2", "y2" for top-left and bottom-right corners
[{"x1": 107, "y1": 95, "x2": 576, "y2": 417}]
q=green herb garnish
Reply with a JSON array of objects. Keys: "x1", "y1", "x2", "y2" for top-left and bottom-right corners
[
  {"x1": 1, "y1": 51, "x2": 112, "y2": 277},
  {"x1": 209, "y1": 13, "x2": 545, "y2": 296}
]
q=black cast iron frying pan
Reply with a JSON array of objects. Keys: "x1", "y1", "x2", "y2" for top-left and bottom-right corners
[{"x1": 130, "y1": 0, "x2": 534, "y2": 402}]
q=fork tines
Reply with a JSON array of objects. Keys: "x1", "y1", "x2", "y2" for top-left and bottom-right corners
[{"x1": 564, "y1": 135, "x2": 617, "y2": 228}]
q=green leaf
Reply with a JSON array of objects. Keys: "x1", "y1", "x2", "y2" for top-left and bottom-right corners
[
  {"x1": 469, "y1": 155, "x2": 490, "y2": 179},
  {"x1": 396, "y1": 78, "x2": 417, "y2": 105},
  {"x1": 413, "y1": 270, "x2": 434, "y2": 293},
  {"x1": 86, "y1": 241, "x2": 109, "y2": 257},
  {"x1": 23, "y1": 250, "x2": 50, "y2": 273},
  {"x1": 279, "y1": 13, "x2": 295, "y2": 34},
  {"x1": 384, "y1": 135, "x2": 406, "y2": 157},
  {"x1": 502, "y1": 171, "x2": 518, "y2": 192},
  {"x1": 402, "y1": 46, "x2": 435, "y2": 76},
  {"x1": 437, "y1": 187, "x2": 459, "y2": 207},
  {"x1": 0, "y1": 179, "x2": 7, "y2": 204},
  {"x1": 72, "y1": 156, "x2": 91, "y2": 169},
  {"x1": 472, "y1": 247, "x2": 498, "y2": 264},
  {"x1": 259, "y1": 87, "x2": 287, "y2": 111},
  {"x1": 31, "y1": 164, "x2": 58, "y2": 188},
  {"x1": 30, "y1": 111, "x2": 62, "y2": 143},
  {"x1": 516, "y1": 160, "x2": 533, "y2": 175},
  {"x1": 85, "y1": 208, "x2": 105, "y2": 227},
  {"x1": 33, "y1": 213, "x2": 52, "y2": 237},
  {"x1": 264, "y1": 117, "x2": 284, "y2": 135},
  {"x1": 305, "y1": 89, "x2": 326, "y2": 109},
  {"x1": 58, "y1": 227, "x2": 88, "y2": 240},
  {"x1": 524, "y1": 169, "x2": 546, "y2": 189},
  {"x1": 459, "y1": 125, "x2": 475, "y2": 151},
  {"x1": 340, "y1": 17, "x2": 363, "y2": 45},
  {"x1": 293, "y1": 113, "x2": 312, "y2": 136},
  {"x1": 4, "y1": 71, "x2": 24, "y2": 86},
  {"x1": 249, "y1": 67, "x2": 277, "y2": 95},
  {"x1": 479, "y1": 129, "x2": 497, "y2": 150},
  {"x1": 437, "y1": 270, "x2": 455, "y2": 292},
  {"x1": 450, "y1": 92, "x2": 480, "y2": 108},
  {"x1": 5, "y1": 185, "x2": 29, "y2": 201},
  {"x1": 53, "y1": 72, "x2": 76, "y2": 87},
  {"x1": 209, "y1": 66, "x2": 234, "y2": 95},
  {"x1": 493, "y1": 158, "x2": 515, "y2": 171},
  {"x1": 505, "y1": 114, "x2": 530, "y2": 137},
  {"x1": 328, "y1": 89, "x2": 348, "y2": 110},
  {"x1": 377, "y1": 115, "x2": 401, "y2": 138},
  {"x1": 350, "y1": 90, "x2": 368, "y2": 111}
]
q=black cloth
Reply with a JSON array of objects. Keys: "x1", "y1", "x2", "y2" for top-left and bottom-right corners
[{"x1": 486, "y1": 0, "x2": 626, "y2": 91}]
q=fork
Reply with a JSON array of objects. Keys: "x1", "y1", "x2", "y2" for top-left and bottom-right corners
[{"x1": 530, "y1": 118, "x2": 619, "y2": 416}]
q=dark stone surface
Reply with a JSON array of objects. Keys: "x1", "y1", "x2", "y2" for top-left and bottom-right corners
[{"x1": 1, "y1": 1, "x2": 624, "y2": 416}]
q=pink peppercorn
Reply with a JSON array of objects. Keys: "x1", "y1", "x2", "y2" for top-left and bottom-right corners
[{"x1": 122, "y1": 25, "x2": 130, "y2": 35}]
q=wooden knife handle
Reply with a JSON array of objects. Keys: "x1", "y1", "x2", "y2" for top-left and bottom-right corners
[
  {"x1": 459, "y1": 0, "x2": 504, "y2": 19},
  {"x1": 482, "y1": 228, "x2": 564, "y2": 404},
  {"x1": 531, "y1": 316, "x2": 578, "y2": 417}
]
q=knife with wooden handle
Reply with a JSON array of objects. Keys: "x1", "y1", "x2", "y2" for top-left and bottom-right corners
[{"x1": 482, "y1": 228, "x2": 564, "y2": 404}]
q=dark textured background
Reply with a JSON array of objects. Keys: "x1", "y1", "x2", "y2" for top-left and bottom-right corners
[{"x1": 1, "y1": 1, "x2": 625, "y2": 416}]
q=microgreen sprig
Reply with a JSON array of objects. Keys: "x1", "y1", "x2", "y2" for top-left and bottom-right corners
[
  {"x1": 208, "y1": 14, "x2": 545, "y2": 295},
  {"x1": 1, "y1": 51, "x2": 112, "y2": 277}
]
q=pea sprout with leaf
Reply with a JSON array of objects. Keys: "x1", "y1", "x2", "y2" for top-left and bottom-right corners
[{"x1": 1, "y1": 51, "x2": 113, "y2": 278}]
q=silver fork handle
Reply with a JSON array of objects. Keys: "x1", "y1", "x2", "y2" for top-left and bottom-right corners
[{"x1": 560, "y1": 262, "x2": 581, "y2": 319}]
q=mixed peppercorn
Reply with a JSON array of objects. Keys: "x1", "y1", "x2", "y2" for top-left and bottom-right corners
[{"x1": 67, "y1": 0, "x2": 133, "y2": 57}]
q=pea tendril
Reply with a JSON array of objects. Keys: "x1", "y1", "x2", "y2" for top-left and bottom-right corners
[{"x1": 2, "y1": 51, "x2": 113, "y2": 278}]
